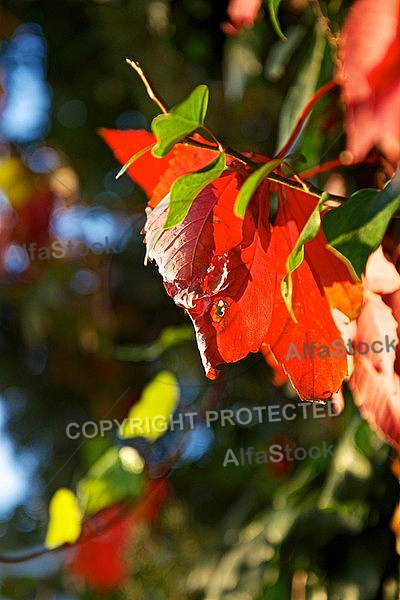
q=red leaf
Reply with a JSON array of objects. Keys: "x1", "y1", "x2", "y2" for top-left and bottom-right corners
[
  {"x1": 145, "y1": 169, "x2": 276, "y2": 378},
  {"x1": 99, "y1": 129, "x2": 171, "y2": 200},
  {"x1": 103, "y1": 127, "x2": 359, "y2": 399},
  {"x1": 336, "y1": 0, "x2": 400, "y2": 163},
  {"x1": 67, "y1": 504, "x2": 132, "y2": 592},
  {"x1": 100, "y1": 129, "x2": 217, "y2": 208},
  {"x1": 145, "y1": 166, "x2": 357, "y2": 399},
  {"x1": 222, "y1": 0, "x2": 262, "y2": 34},
  {"x1": 349, "y1": 293, "x2": 400, "y2": 450},
  {"x1": 264, "y1": 185, "x2": 353, "y2": 400}
]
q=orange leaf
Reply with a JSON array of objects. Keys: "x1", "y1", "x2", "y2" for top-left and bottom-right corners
[{"x1": 265, "y1": 184, "x2": 350, "y2": 400}]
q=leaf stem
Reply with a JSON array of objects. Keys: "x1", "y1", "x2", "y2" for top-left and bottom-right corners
[
  {"x1": 299, "y1": 158, "x2": 344, "y2": 180},
  {"x1": 276, "y1": 80, "x2": 339, "y2": 159}
]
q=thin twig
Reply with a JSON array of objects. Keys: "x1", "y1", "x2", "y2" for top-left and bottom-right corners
[
  {"x1": 276, "y1": 80, "x2": 338, "y2": 159},
  {"x1": 299, "y1": 158, "x2": 344, "y2": 180},
  {"x1": 126, "y1": 59, "x2": 169, "y2": 114},
  {"x1": 309, "y1": 0, "x2": 339, "y2": 53}
]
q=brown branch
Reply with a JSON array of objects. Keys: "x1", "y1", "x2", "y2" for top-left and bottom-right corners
[{"x1": 126, "y1": 59, "x2": 169, "y2": 114}]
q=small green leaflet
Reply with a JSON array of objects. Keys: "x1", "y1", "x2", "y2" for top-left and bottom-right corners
[
  {"x1": 115, "y1": 143, "x2": 155, "y2": 179},
  {"x1": 322, "y1": 182, "x2": 400, "y2": 279},
  {"x1": 152, "y1": 85, "x2": 209, "y2": 157},
  {"x1": 234, "y1": 158, "x2": 283, "y2": 219},
  {"x1": 268, "y1": 0, "x2": 285, "y2": 40},
  {"x1": 281, "y1": 194, "x2": 326, "y2": 320},
  {"x1": 163, "y1": 152, "x2": 226, "y2": 228}
]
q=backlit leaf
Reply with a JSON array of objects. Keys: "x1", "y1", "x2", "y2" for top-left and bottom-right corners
[
  {"x1": 152, "y1": 85, "x2": 209, "y2": 157},
  {"x1": 281, "y1": 194, "x2": 326, "y2": 318},
  {"x1": 234, "y1": 158, "x2": 282, "y2": 218},
  {"x1": 268, "y1": 0, "x2": 285, "y2": 40},
  {"x1": 145, "y1": 170, "x2": 276, "y2": 379},
  {"x1": 45, "y1": 488, "x2": 82, "y2": 549},
  {"x1": 120, "y1": 371, "x2": 180, "y2": 440}
]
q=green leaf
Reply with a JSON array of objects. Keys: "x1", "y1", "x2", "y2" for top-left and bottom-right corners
[
  {"x1": 234, "y1": 158, "x2": 283, "y2": 219},
  {"x1": 152, "y1": 85, "x2": 209, "y2": 157},
  {"x1": 164, "y1": 152, "x2": 225, "y2": 228},
  {"x1": 120, "y1": 370, "x2": 180, "y2": 441},
  {"x1": 78, "y1": 447, "x2": 144, "y2": 515},
  {"x1": 116, "y1": 324, "x2": 194, "y2": 362},
  {"x1": 281, "y1": 194, "x2": 326, "y2": 320},
  {"x1": 45, "y1": 488, "x2": 82, "y2": 549},
  {"x1": 268, "y1": 0, "x2": 285, "y2": 40},
  {"x1": 322, "y1": 182, "x2": 400, "y2": 279}
]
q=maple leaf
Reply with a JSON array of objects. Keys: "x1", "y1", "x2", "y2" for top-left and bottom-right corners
[{"x1": 336, "y1": 0, "x2": 400, "y2": 164}]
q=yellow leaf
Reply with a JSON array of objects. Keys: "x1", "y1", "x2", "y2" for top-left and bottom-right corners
[
  {"x1": 120, "y1": 370, "x2": 180, "y2": 441},
  {"x1": 0, "y1": 157, "x2": 34, "y2": 208},
  {"x1": 45, "y1": 488, "x2": 82, "y2": 549}
]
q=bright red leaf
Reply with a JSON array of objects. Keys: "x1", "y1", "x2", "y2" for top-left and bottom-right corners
[
  {"x1": 100, "y1": 129, "x2": 217, "y2": 208},
  {"x1": 144, "y1": 167, "x2": 276, "y2": 379},
  {"x1": 102, "y1": 130, "x2": 361, "y2": 400},
  {"x1": 261, "y1": 184, "x2": 355, "y2": 400},
  {"x1": 145, "y1": 168, "x2": 359, "y2": 398}
]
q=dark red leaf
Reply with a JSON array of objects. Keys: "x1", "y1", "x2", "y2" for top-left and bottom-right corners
[{"x1": 145, "y1": 169, "x2": 276, "y2": 378}]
